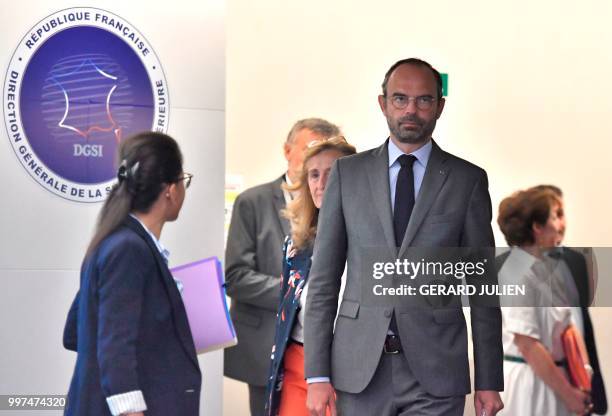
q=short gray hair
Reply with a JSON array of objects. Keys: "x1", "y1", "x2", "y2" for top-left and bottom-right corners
[{"x1": 285, "y1": 118, "x2": 341, "y2": 144}]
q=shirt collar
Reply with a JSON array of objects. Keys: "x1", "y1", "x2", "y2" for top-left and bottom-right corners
[
  {"x1": 129, "y1": 213, "x2": 170, "y2": 263},
  {"x1": 388, "y1": 138, "x2": 433, "y2": 169},
  {"x1": 512, "y1": 247, "x2": 538, "y2": 265},
  {"x1": 545, "y1": 246, "x2": 564, "y2": 259},
  {"x1": 506, "y1": 247, "x2": 542, "y2": 276},
  {"x1": 285, "y1": 172, "x2": 294, "y2": 187},
  {"x1": 283, "y1": 172, "x2": 298, "y2": 202}
]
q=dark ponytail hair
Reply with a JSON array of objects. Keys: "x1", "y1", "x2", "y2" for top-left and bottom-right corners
[{"x1": 86, "y1": 132, "x2": 183, "y2": 256}]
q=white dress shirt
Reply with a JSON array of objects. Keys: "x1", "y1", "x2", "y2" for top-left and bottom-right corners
[{"x1": 388, "y1": 138, "x2": 432, "y2": 211}]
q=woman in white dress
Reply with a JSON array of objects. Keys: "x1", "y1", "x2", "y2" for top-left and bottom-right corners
[{"x1": 497, "y1": 187, "x2": 592, "y2": 415}]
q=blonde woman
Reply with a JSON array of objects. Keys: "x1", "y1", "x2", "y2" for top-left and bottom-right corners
[{"x1": 264, "y1": 137, "x2": 356, "y2": 416}]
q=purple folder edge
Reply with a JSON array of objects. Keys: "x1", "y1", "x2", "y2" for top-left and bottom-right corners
[{"x1": 171, "y1": 256, "x2": 237, "y2": 354}]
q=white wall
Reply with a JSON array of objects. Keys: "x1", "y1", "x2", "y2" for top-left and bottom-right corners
[
  {"x1": 227, "y1": 0, "x2": 612, "y2": 244},
  {"x1": 227, "y1": 0, "x2": 612, "y2": 414},
  {"x1": 0, "y1": 1, "x2": 225, "y2": 415}
]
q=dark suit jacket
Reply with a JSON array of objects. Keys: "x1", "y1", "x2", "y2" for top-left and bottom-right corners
[
  {"x1": 495, "y1": 247, "x2": 607, "y2": 414},
  {"x1": 63, "y1": 216, "x2": 201, "y2": 416},
  {"x1": 304, "y1": 139, "x2": 503, "y2": 397},
  {"x1": 224, "y1": 175, "x2": 290, "y2": 386},
  {"x1": 265, "y1": 238, "x2": 313, "y2": 416}
]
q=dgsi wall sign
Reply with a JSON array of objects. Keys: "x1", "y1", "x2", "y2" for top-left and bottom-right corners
[{"x1": 4, "y1": 7, "x2": 169, "y2": 202}]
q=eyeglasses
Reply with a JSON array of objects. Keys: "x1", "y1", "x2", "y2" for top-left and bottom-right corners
[
  {"x1": 387, "y1": 94, "x2": 436, "y2": 111},
  {"x1": 307, "y1": 135, "x2": 348, "y2": 148},
  {"x1": 178, "y1": 173, "x2": 193, "y2": 189}
]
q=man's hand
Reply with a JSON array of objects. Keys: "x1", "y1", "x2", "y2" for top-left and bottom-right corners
[
  {"x1": 307, "y1": 382, "x2": 337, "y2": 416},
  {"x1": 474, "y1": 390, "x2": 503, "y2": 416}
]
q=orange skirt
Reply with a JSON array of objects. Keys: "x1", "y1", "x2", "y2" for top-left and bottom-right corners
[{"x1": 279, "y1": 342, "x2": 331, "y2": 416}]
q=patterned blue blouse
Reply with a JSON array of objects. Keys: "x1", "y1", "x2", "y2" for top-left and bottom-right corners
[{"x1": 264, "y1": 236, "x2": 313, "y2": 416}]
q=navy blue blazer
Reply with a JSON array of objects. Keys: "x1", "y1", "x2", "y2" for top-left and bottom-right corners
[
  {"x1": 63, "y1": 216, "x2": 201, "y2": 416},
  {"x1": 265, "y1": 237, "x2": 313, "y2": 416}
]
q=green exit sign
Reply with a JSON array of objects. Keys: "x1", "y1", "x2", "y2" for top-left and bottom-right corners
[{"x1": 441, "y1": 73, "x2": 448, "y2": 97}]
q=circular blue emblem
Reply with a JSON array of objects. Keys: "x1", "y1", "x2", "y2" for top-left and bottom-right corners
[{"x1": 4, "y1": 8, "x2": 169, "y2": 202}]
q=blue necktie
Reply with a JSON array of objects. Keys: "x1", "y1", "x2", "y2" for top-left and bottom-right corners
[
  {"x1": 393, "y1": 154, "x2": 416, "y2": 247},
  {"x1": 390, "y1": 154, "x2": 416, "y2": 335}
]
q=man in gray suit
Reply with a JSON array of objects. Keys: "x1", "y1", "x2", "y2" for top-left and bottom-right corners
[
  {"x1": 224, "y1": 118, "x2": 341, "y2": 416},
  {"x1": 304, "y1": 59, "x2": 504, "y2": 416}
]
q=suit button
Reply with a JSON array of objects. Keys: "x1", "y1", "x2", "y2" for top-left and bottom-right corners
[{"x1": 384, "y1": 309, "x2": 392, "y2": 318}]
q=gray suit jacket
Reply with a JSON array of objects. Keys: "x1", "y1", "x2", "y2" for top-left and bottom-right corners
[
  {"x1": 224, "y1": 175, "x2": 289, "y2": 386},
  {"x1": 304, "y1": 140, "x2": 503, "y2": 397}
]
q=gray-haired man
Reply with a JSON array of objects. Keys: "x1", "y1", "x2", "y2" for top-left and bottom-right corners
[{"x1": 224, "y1": 118, "x2": 341, "y2": 416}]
